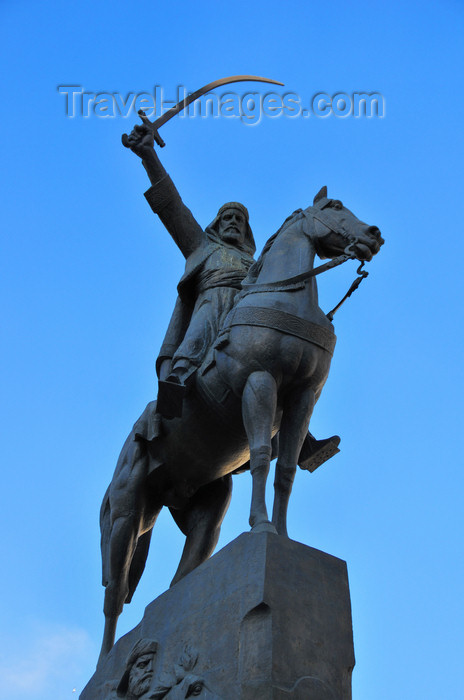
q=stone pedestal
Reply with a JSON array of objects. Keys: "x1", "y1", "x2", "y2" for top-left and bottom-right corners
[{"x1": 81, "y1": 532, "x2": 354, "y2": 699}]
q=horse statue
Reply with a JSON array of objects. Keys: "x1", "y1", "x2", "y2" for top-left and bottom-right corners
[{"x1": 98, "y1": 186, "x2": 383, "y2": 664}]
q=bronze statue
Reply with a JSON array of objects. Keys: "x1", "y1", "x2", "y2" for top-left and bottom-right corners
[{"x1": 97, "y1": 111, "x2": 383, "y2": 665}]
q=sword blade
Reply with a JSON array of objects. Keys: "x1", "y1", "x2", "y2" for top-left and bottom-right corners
[{"x1": 146, "y1": 74, "x2": 285, "y2": 130}]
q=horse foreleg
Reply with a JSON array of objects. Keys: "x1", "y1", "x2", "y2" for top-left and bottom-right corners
[
  {"x1": 169, "y1": 475, "x2": 232, "y2": 586},
  {"x1": 242, "y1": 371, "x2": 278, "y2": 532},
  {"x1": 272, "y1": 386, "x2": 316, "y2": 537}
]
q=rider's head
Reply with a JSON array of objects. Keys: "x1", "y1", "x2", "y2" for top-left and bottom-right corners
[
  {"x1": 207, "y1": 202, "x2": 256, "y2": 255},
  {"x1": 117, "y1": 639, "x2": 158, "y2": 699}
]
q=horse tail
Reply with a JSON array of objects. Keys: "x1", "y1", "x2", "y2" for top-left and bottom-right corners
[{"x1": 100, "y1": 485, "x2": 111, "y2": 587}]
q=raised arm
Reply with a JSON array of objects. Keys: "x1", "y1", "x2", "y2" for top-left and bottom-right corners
[{"x1": 125, "y1": 124, "x2": 204, "y2": 258}]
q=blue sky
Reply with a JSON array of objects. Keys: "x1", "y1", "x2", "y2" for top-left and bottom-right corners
[{"x1": 1, "y1": 0, "x2": 463, "y2": 697}]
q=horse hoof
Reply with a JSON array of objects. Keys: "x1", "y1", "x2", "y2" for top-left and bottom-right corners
[{"x1": 250, "y1": 520, "x2": 278, "y2": 535}]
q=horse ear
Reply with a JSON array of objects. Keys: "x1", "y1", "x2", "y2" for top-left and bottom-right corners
[{"x1": 313, "y1": 186, "x2": 327, "y2": 204}]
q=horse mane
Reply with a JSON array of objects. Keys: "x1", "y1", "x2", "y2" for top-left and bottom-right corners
[{"x1": 244, "y1": 209, "x2": 303, "y2": 285}]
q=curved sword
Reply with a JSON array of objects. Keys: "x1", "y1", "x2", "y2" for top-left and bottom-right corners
[{"x1": 122, "y1": 74, "x2": 284, "y2": 148}]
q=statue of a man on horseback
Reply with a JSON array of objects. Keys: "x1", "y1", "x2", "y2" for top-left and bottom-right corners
[
  {"x1": 125, "y1": 123, "x2": 337, "y2": 453},
  {"x1": 97, "y1": 114, "x2": 383, "y2": 666}
]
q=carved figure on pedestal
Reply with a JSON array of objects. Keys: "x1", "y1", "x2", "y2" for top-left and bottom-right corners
[
  {"x1": 111, "y1": 639, "x2": 158, "y2": 699},
  {"x1": 106, "y1": 641, "x2": 220, "y2": 700}
]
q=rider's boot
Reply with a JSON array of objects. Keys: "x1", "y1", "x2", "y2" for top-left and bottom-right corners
[
  {"x1": 157, "y1": 360, "x2": 195, "y2": 419},
  {"x1": 298, "y1": 432, "x2": 341, "y2": 472}
]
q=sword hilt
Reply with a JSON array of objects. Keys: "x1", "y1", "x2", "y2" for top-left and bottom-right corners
[
  {"x1": 138, "y1": 110, "x2": 166, "y2": 148},
  {"x1": 121, "y1": 110, "x2": 166, "y2": 149}
]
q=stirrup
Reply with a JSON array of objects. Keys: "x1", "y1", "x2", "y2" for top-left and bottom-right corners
[{"x1": 298, "y1": 435, "x2": 341, "y2": 473}]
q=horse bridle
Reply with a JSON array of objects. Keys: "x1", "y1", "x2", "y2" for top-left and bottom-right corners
[
  {"x1": 241, "y1": 205, "x2": 369, "y2": 320},
  {"x1": 309, "y1": 204, "x2": 370, "y2": 320}
]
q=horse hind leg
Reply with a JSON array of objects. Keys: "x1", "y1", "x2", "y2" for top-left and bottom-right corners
[
  {"x1": 100, "y1": 486, "x2": 111, "y2": 589},
  {"x1": 169, "y1": 475, "x2": 232, "y2": 587},
  {"x1": 272, "y1": 386, "x2": 316, "y2": 537},
  {"x1": 99, "y1": 518, "x2": 138, "y2": 665},
  {"x1": 100, "y1": 505, "x2": 161, "y2": 667},
  {"x1": 98, "y1": 437, "x2": 155, "y2": 666},
  {"x1": 242, "y1": 371, "x2": 278, "y2": 533},
  {"x1": 126, "y1": 524, "x2": 156, "y2": 603}
]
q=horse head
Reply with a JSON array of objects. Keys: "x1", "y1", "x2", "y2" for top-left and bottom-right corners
[
  {"x1": 309, "y1": 186, "x2": 384, "y2": 262},
  {"x1": 147, "y1": 645, "x2": 223, "y2": 700},
  {"x1": 159, "y1": 672, "x2": 222, "y2": 699}
]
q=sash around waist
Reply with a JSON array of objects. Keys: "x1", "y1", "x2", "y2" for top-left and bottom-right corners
[
  {"x1": 196, "y1": 268, "x2": 248, "y2": 294},
  {"x1": 224, "y1": 306, "x2": 336, "y2": 355}
]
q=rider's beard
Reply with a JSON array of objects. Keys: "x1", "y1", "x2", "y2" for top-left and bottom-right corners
[
  {"x1": 128, "y1": 673, "x2": 153, "y2": 697},
  {"x1": 221, "y1": 226, "x2": 242, "y2": 243}
]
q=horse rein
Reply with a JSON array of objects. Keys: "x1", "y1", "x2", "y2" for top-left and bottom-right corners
[{"x1": 240, "y1": 206, "x2": 369, "y2": 319}]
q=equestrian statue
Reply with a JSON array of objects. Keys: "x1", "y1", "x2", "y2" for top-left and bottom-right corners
[{"x1": 97, "y1": 83, "x2": 384, "y2": 665}]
